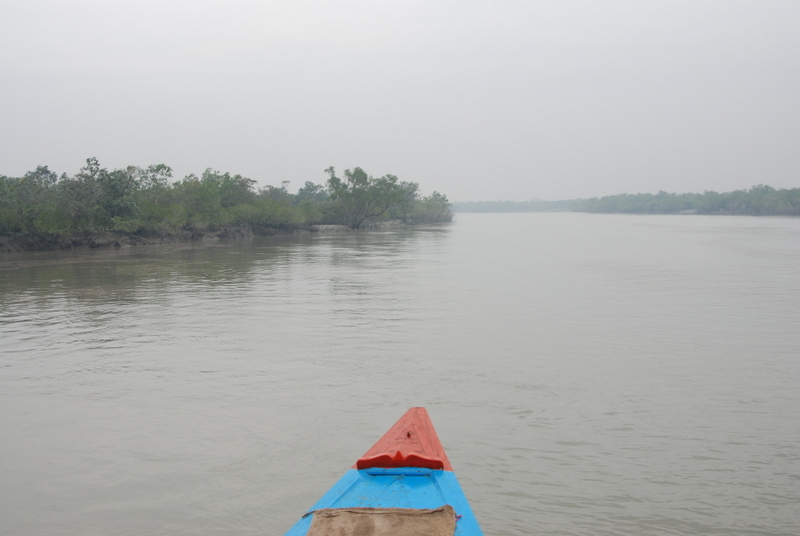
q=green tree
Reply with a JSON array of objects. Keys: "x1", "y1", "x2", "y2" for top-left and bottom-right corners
[
  {"x1": 325, "y1": 166, "x2": 419, "y2": 229},
  {"x1": 99, "y1": 167, "x2": 140, "y2": 220},
  {"x1": 410, "y1": 191, "x2": 453, "y2": 223},
  {"x1": 294, "y1": 181, "x2": 328, "y2": 204},
  {"x1": 59, "y1": 157, "x2": 107, "y2": 231},
  {"x1": 135, "y1": 164, "x2": 173, "y2": 200}
]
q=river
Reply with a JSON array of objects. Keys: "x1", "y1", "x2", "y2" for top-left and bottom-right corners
[{"x1": 1, "y1": 213, "x2": 798, "y2": 535}]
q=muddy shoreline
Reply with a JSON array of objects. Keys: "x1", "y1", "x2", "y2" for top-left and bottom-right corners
[
  {"x1": 0, "y1": 226, "x2": 327, "y2": 253},
  {"x1": 0, "y1": 221, "x2": 416, "y2": 253}
]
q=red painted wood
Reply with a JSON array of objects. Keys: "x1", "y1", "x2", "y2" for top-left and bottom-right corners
[{"x1": 354, "y1": 407, "x2": 453, "y2": 471}]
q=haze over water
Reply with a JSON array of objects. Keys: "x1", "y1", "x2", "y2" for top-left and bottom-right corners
[{"x1": 1, "y1": 213, "x2": 799, "y2": 536}]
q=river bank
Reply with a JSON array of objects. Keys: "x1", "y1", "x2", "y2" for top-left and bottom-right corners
[{"x1": 0, "y1": 220, "x2": 421, "y2": 253}]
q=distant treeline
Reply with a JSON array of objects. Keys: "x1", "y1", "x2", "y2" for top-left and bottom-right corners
[
  {"x1": 453, "y1": 185, "x2": 800, "y2": 216},
  {"x1": 575, "y1": 186, "x2": 800, "y2": 215},
  {"x1": 0, "y1": 159, "x2": 452, "y2": 238}
]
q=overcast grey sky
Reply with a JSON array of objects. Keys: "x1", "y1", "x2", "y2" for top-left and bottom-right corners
[{"x1": 1, "y1": 0, "x2": 798, "y2": 201}]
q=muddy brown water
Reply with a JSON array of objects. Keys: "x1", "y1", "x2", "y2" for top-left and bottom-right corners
[{"x1": 1, "y1": 213, "x2": 799, "y2": 535}]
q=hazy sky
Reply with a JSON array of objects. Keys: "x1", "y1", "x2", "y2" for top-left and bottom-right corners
[{"x1": 1, "y1": 1, "x2": 798, "y2": 201}]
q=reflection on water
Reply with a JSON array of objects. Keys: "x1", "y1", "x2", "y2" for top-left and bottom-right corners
[{"x1": 1, "y1": 216, "x2": 799, "y2": 536}]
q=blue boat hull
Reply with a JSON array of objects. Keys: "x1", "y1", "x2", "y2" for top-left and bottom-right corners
[{"x1": 284, "y1": 467, "x2": 483, "y2": 535}]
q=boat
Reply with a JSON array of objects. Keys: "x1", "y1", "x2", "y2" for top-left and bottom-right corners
[{"x1": 284, "y1": 407, "x2": 484, "y2": 535}]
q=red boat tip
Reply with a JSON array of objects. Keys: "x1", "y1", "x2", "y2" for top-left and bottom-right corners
[{"x1": 354, "y1": 407, "x2": 453, "y2": 471}]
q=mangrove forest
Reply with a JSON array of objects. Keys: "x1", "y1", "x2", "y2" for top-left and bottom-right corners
[{"x1": 0, "y1": 159, "x2": 453, "y2": 249}]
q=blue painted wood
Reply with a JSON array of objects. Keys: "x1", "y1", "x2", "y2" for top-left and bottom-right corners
[{"x1": 284, "y1": 468, "x2": 483, "y2": 535}]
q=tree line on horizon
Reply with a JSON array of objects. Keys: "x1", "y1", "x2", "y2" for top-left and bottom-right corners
[
  {"x1": 0, "y1": 159, "x2": 453, "y2": 237},
  {"x1": 452, "y1": 185, "x2": 800, "y2": 216}
]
